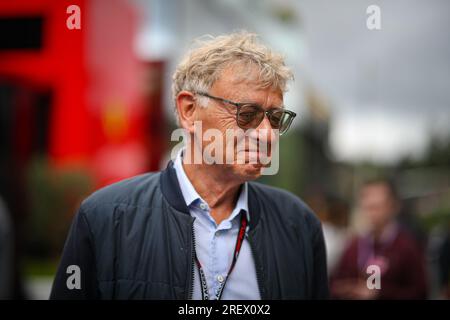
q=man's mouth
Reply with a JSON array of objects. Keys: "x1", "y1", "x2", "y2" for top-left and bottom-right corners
[{"x1": 236, "y1": 148, "x2": 272, "y2": 166}]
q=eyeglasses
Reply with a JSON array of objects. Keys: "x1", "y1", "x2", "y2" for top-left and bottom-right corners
[{"x1": 194, "y1": 91, "x2": 296, "y2": 135}]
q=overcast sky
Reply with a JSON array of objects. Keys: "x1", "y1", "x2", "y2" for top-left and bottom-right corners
[{"x1": 297, "y1": 0, "x2": 450, "y2": 163}]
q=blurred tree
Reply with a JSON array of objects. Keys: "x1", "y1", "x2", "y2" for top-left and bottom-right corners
[{"x1": 26, "y1": 156, "x2": 93, "y2": 259}]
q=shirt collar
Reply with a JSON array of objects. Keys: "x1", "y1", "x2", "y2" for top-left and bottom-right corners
[
  {"x1": 173, "y1": 148, "x2": 250, "y2": 222},
  {"x1": 173, "y1": 148, "x2": 201, "y2": 207}
]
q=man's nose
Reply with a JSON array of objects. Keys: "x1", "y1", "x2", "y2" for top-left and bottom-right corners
[{"x1": 255, "y1": 115, "x2": 277, "y2": 145}]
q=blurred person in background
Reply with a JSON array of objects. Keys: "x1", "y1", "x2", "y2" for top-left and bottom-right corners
[
  {"x1": 0, "y1": 196, "x2": 13, "y2": 299},
  {"x1": 49, "y1": 31, "x2": 329, "y2": 300},
  {"x1": 307, "y1": 191, "x2": 350, "y2": 275},
  {"x1": 322, "y1": 196, "x2": 350, "y2": 276},
  {"x1": 438, "y1": 231, "x2": 450, "y2": 299},
  {"x1": 330, "y1": 178, "x2": 428, "y2": 299}
]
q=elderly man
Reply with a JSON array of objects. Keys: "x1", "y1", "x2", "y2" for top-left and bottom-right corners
[{"x1": 50, "y1": 32, "x2": 329, "y2": 300}]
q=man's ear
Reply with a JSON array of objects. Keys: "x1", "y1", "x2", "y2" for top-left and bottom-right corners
[{"x1": 176, "y1": 91, "x2": 197, "y2": 133}]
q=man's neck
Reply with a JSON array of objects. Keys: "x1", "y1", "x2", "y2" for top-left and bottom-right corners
[
  {"x1": 371, "y1": 220, "x2": 397, "y2": 242},
  {"x1": 182, "y1": 161, "x2": 242, "y2": 225}
]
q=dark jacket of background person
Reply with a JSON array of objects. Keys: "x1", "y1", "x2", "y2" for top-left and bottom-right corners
[
  {"x1": 49, "y1": 161, "x2": 329, "y2": 299},
  {"x1": 0, "y1": 197, "x2": 13, "y2": 299},
  {"x1": 438, "y1": 232, "x2": 450, "y2": 298},
  {"x1": 330, "y1": 225, "x2": 428, "y2": 299}
]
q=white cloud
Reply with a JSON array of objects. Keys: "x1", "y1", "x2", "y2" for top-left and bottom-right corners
[{"x1": 329, "y1": 110, "x2": 431, "y2": 164}]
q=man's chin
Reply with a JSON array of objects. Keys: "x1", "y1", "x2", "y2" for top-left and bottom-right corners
[{"x1": 235, "y1": 163, "x2": 264, "y2": 181}]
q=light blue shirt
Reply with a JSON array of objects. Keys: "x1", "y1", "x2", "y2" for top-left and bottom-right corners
[{"x1": 173, "y1": 150, "x2": 261, "y2": 300}]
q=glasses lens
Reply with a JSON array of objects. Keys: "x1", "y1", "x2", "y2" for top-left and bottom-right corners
[
  {"x1": 268, "y1": 109, "x2": 284, "y2": 128},
  {"x1": 269, "y1": 110, "x2": 294, "y2": 134},
  {"x1": 237, "y1": 104, "x2": 264, "y2": 129}
]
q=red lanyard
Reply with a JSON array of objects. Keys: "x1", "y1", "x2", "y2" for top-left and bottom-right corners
[{"x1": 194, "y1": 211, "x2": 248, "y2": 300}]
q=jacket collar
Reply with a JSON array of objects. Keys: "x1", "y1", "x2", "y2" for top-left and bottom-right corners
[
  {"x1": 160, "y1": 160, "x2": 191, "y2": 215},
  {"x1": 159, "y1": 160, "x2": 261, "y2": 230}
]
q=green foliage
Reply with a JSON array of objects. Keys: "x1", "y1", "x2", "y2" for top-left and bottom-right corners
[
  {"x1": 420, "y1": 207, "x2": 450, "y2": 232},
  {"x1": 26, "y1": 156, "x2": 93, "y2": 258}
]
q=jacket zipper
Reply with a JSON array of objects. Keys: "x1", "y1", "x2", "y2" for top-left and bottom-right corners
[
  {"x1": 247, "y1": 232, "x2": 265, "y2": 299},
  {"x1": 187, "y1": 221, "x2": 196, "y2": 300}
]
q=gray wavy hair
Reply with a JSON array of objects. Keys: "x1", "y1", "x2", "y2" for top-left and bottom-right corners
[{"x1": 172, "y1": 31, "x2": 294, "y2": 116}]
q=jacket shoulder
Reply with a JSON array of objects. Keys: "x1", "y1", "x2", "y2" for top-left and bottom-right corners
[
  {"x1": 80, "y1": 172, "x2": 161, "y2": 213},
  {"x1": 248, "y1": 181, "x2": 321, "y2": 228}
]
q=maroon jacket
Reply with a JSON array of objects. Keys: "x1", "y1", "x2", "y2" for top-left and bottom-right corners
[{"x1": 331, "y1": 225, "x2": 427, "y2": 299}]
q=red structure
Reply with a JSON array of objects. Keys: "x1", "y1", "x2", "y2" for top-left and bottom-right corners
[{"x1": 0, "y1": 0, "x2": 165, "y2": 187}]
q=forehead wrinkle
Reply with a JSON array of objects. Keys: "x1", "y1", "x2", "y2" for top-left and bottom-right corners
[
  {"x1": 236, "y1": 89, "x2": 284, "y2": 111},
  {"x1": 213, "y1": 78, "x2": 284, "y2": 111}
]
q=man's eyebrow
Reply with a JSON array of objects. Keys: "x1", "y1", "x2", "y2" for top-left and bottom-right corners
[
  {"x1": 236, "y1": 98, "x2": 284, "y2": 109},
  {"x1": 255, "y1": 103, "x2": 285, "y2": 111}
]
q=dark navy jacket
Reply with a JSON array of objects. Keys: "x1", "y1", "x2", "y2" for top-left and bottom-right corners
[{"x1": 50, "y1": 161, "x2": 329, "y2": 299}]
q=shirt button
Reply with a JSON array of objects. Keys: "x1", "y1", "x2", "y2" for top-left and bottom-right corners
[
  {"x1": 217, "y1": 275, "x2": 224, "y2": 283},
  {"x1": 199, "y1": 203, "x2": 207, "y2": 210}
]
